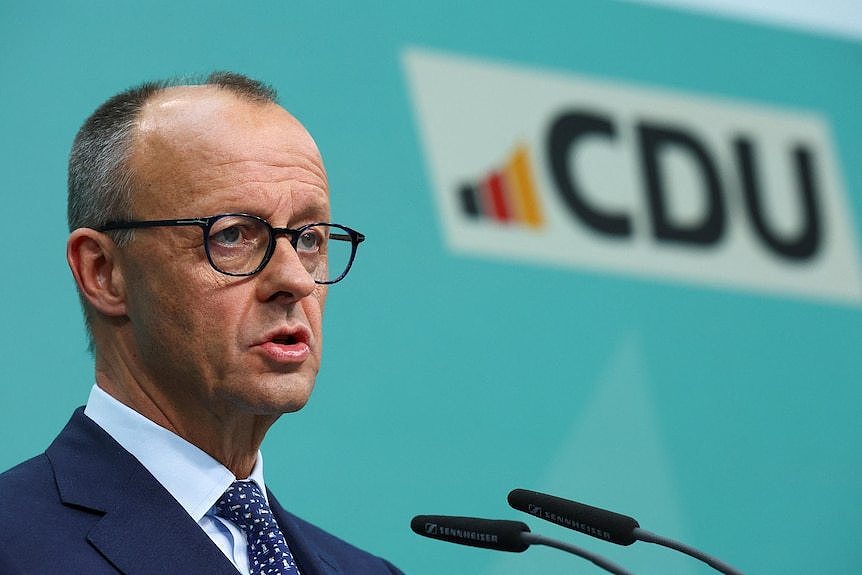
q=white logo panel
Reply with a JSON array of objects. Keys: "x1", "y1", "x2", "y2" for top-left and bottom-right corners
[{"x1": 403, "y1": 47, "x2": 862, "y2": 303}]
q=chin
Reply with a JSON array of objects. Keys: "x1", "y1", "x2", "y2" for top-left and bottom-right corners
[{"x1": 240, "y1": 374, "x2": 317, "y2": 415}]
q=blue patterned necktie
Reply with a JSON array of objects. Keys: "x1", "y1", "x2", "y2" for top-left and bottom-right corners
[{"x1": 215, "y1": 480, "x2": 301, "y2": 575}]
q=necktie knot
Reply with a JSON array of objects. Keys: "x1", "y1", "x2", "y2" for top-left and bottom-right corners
[{"x1": 215, "y1": 481, "x2": 300, "y2": 575}]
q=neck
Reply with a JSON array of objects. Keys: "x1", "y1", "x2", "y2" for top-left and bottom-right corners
[{"x1": 94, "y1": 360, "x2": 276, "y2": 479}]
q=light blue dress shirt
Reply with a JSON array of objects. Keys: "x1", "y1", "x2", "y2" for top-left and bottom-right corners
[{"x1": 84, "y1": 384, "x2": 266, "y2": 575}]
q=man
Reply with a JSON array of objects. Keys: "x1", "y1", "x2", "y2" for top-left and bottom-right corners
[{"x1": 0, "y1": 72, "x2": 403, "y2": 574}]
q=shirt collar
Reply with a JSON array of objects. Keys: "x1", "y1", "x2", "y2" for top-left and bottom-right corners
[{"x1": 83, "y1": 384, "x2": 267, "y2": 521}]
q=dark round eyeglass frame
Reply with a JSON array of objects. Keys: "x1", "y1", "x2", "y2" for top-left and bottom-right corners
[{"x1": 97, "y1": 213, "x2": 365, "y2": 284}]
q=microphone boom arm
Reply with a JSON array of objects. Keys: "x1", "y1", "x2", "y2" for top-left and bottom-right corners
[
  {"x1": 633, "y1": 528, "x2": 743, "y2": 575},
  {"x1": 521, "y1": 532, "x2": 634, "y2": 575}
]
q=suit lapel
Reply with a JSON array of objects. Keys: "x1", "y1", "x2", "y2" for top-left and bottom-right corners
[
  {"x1": 268, "y1": 490, "x2": 340, "y2": 575},
  {"x1": 47, "y1": 408, "x2": 239, "y2": 575}
]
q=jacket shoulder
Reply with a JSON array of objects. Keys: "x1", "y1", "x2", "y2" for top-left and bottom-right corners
[
  {"x1": 0, "y1": 453, "x2": 68, "y2": 542},
  {"x1": 0, "y1": 452, "x2": 57, "y2": 506}
]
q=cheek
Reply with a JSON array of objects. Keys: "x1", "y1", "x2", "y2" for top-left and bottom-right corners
[
  {"x1": 306, "y1": 287, "x2": 327, "y2": 338},
  {"x1": 199, "y1": 287, "x2": 254, "y2": 345},
  {"x1": 315, "y1": 284, "x2": 328, "y2": 312},
  {"x1": 130, "y1": 265, "x2": 230, "y2": 352},
  {"x1": 126, "y1": 284, "x2": 199, "y2": 375},
  {"x1": 143, "y1": 285, "x2": 206, "y2": 343}
]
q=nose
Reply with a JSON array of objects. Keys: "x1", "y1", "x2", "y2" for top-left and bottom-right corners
[{"x1": 255, "y1": 236, "x2": 317, "y2": 302}]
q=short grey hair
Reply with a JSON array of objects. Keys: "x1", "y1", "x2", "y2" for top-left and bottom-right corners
[
  {"x1": 68, "y1": 71, "x2": 278, "y2": 239},
  {"x1": 68, "y1": 71, "x2": 279, "y2": 349}
]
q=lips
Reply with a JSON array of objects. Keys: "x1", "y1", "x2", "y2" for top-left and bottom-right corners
[{"x1": 254, "y1": 325, "x2": 312, "y2": 363}]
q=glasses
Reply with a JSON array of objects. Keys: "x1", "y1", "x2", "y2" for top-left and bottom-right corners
[{"x1": 98, "y1": 213, "x2": 365, "y2": 284}]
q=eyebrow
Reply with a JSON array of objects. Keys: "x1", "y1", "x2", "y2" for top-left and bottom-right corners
[{"x1": 289, "y1": 200, "x2": 330, "y2": 223}]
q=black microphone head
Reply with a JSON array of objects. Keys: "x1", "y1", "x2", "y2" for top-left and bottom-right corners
[
  {"x1": 411, "y1": 515, "x2": 531, "y2": 553},
  {"x1": 508, "y1": 488, "x2": 639, "y2": 546}
]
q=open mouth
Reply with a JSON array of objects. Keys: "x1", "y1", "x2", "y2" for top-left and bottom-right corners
[
  {"x1": 271, "y1": 327, "x2": 310, "y2": 346},
  {"x1": 256, "y1": 328, "x2": 311, "y2": 363},
  {"x1": 272, "y1": 334, "x2": 300, "y2": 345}
]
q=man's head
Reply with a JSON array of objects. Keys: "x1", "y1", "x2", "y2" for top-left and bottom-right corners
[{"x1": 67, "y1": 73, "x2": 337, "y2": 428}]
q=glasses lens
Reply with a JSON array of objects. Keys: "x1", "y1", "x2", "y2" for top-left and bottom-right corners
[
  {"x1": 298, "y1": 224, "x2": 355, "y2": 284},
  {"x1": 207, "y1": 215, "x2": 270, "y2": 274}
]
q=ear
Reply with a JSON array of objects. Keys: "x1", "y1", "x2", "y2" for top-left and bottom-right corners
[{"x1": 67, "y1": 228, "x2": 128, "y2": 318}]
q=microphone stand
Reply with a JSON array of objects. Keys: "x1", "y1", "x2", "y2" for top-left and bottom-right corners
[
  {"x1": 633, "y1": 528, "x2": 743, "y2": 575},
  {"x1": 521, "y1": 532, "x2": 634, "y2": 575}
]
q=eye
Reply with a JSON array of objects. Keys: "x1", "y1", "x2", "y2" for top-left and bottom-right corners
[
  {"x1": 296, "y1": 229, "x2": 323, "y2": 253},
  {"x1": 213, "y1": 225, "x2": 242, "y2": 245},
  {"x1": 208, "y1": 215, "x2": 267, "y2": 250}
]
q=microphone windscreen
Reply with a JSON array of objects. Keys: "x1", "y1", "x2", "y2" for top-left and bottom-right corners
[
  {"x1": 508, "y1": 488, "x2": 639, "y2": 546},
  {"x1": 411, "y1": 515, "x2": 530, "y2": 552}
]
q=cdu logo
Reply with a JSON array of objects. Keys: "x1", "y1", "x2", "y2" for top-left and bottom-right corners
[
  {"x1": 404, "y1": 47, "x2": 862, "y2": 303},
  {"x1": 544, "y1": 111, "x2": 820, "y2": 260},
  {"x1": 457, "y1": 144, "x2": 544, "y2": 229}
]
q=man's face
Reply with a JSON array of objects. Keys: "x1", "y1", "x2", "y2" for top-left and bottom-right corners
[{"x1": 117, "y1": 87, "x2": 329, "y2": 419}]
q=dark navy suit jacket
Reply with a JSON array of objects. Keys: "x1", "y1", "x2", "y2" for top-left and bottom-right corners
[{"x1": 0, "y1": 408, "x2": 403, "y2": 575}]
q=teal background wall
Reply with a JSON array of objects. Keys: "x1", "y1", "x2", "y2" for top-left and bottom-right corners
[{"x1": 1, "y1": 2, "x2": 860, "y2": 573}]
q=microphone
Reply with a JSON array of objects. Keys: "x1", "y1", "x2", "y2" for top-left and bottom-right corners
[
  {"x1": 410, "y1": 515, "x2": 530, "y2": 552},
  {"x1": 411, "y1": 514, "x2": 633, "y2": 575},
  {"x1": 508, "y1": 487, "x2": 639, "y2": 545},
  {"x1": 508, "y1": 489, "x2": 744, "y2": 575}
]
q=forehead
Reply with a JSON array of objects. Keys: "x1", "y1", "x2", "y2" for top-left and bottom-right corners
[{"x1": 129, "y1": 86, "x2": 329, "y2": 221}]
